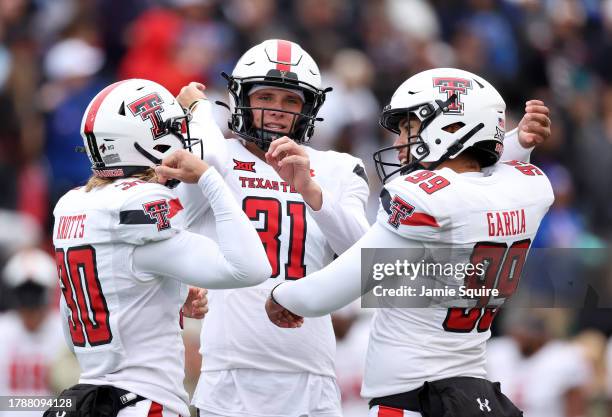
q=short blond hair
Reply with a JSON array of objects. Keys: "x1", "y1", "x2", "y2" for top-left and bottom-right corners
[{"x1": 84, "y1": 168, "x2": 158, "y2": 192}]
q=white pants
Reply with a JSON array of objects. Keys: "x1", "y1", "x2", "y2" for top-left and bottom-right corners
[
  {"x1": 118, "y1": 400, "x2": 181, "y2": 417},
  {"x1": 193, "y1": 369, "x2": 342, "y2": 417},
  {"x1": 368, "y1": 405, "x2": 421, "y2": 417}
]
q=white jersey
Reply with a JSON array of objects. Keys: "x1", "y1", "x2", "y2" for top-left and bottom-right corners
[
  {"x1": 362, "y1": 161, "x2": 554, "y2": 398},
  {"x1": 53, "y1": 179, "x2": 190, "y2": 417},
  {"x1": 274, "y1": 160, "x2": 554, "y2": 400},
  {"x1": 177, "y1": 101, "x2": 370, "y2": 379},
  {"x1": 0, "y1": 312, "x2": 65, "y2": 417},
  {"x1": 487, "y1": 337, "x2": 591, "y2": 417}
]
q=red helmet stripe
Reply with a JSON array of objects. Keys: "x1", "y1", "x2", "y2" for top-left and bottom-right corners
[
  {"x1": 276, "y1": 40, "x2": 292, "y2": 71},
  {"x1": 83, "y1": 80, "x2": 128, "y2": 133}
]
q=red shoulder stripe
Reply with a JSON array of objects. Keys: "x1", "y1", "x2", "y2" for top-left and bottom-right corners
[
  {"x1": 401, "y1": 212, "x2": 439, "y2": 227},
  {"x1": 168, "y1": 198, "x2": 184, "y2": 219}
]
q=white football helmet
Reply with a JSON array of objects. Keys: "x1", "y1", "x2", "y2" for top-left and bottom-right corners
[
  {"x1": 80, "y1": 79, "x2": 201, "y2": 179},
  {"x1": 221, "y1": 39, "x2": 330, "y2": 150},
  {"x1": 374, "y1": 68, "x2": 506, "y2": 183},
  {"x1": 3, "y1": 248, "x2": 57, "y2": 308}
]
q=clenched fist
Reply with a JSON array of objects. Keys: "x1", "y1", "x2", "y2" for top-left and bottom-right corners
[
  {"x1": 183, "y1": 287, "x2": 208, "y2": 319},
  {"x1": 518, "y1": 100, "x2": 551, "y2": 148},
  {"x1": 177, "y1": 82, "x2": 207, "y2": 110},
  {"x1": 155, "y1": 149, "x2": 209, "y2": 184},
  {"x1": 265, "y1": 292, "x2": 304, "y2": 329}
]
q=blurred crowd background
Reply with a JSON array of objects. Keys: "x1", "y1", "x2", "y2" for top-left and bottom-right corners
[{"x1": 0, "y1": 0, "x2": 611, "y2": 416}]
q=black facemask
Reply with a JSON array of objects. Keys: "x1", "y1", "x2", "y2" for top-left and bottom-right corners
[
  {"x1": 218, "y1": 72, "x2": 330, "y2": 151},
  {"x1": 374, "y1": 94, "x2": 476, "y2": 184}
]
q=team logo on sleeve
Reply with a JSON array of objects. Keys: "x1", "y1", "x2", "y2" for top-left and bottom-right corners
[
  {"x1": 233, "y1": 159, "x2": 256, "y2": 173},
  {"x1": 128, "y1": 93, "x2": 166, "y2": 139},
  {"x1": 142, "y1": 200, "x2": 171, "y2": 231},
  {"x1": 388, "y1": 195, "x2": 415, "y2": 229},
  {"x1": 432, "y1": 77, "x2": 472, "y2": 114}
]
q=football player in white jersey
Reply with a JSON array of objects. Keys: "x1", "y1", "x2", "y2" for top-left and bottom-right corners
[
  {"x1": 266, "y1": 68, "x2": 555, "y2": 417},
  {"x1": 174, "y1": 39, "x2": 370, "y2": 417},
  {"x1": 0, "y1": 249, "x2": 65, "y2": 417},
  {"x1": 49, "y1": 79, "x2": 271, "y2": 417},
  {"x1": 174, "y1": 39, "x2": 550, "y2": 416}
]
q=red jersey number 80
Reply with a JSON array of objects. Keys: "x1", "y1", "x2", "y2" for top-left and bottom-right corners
[{"x1": 55, "y1": 246, "x2": 112, "y2": 347}]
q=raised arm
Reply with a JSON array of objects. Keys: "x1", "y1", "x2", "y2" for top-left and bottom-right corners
[
  {"x1": 174, "y1": 83, "x2": 232, "y2": 228},
  {"x1": 177, "y1": 82, "x2": 230, "y2": 175},
  {"x1": 134, "y1": 151, "x2": 271, "y2": 288},
  {"x1": 501, "y1": 100, "x2": 551, "y2": 162}
]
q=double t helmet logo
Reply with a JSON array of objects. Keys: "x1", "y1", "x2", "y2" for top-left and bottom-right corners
[
  {"x1": 433, "y1": 77, "x2": 473, "y2": 114},
  {"x1": 128, "y1": 93, "x2": 166, "y2": 139}
]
